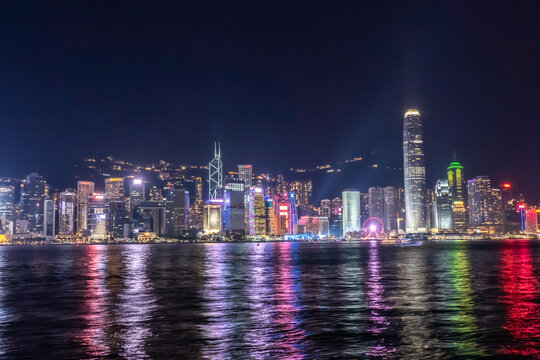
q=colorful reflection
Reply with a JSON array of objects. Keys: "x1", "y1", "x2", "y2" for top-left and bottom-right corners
[
  {"x1": 366, "y1": 241, "x2": 395, "y2": 357},
  {"x1": 499, "y1": 241, "x2": 540, "y2": 358},
  {"x1": 273, "y1": 242, "x2": 306, "y2": 359},
  {"x1": 76, "y1": 245, "x2": 111, "y2": 356},
  {"x1": 246, "y1": 243, "x2": 274, "y2": 359},
  {"x1": 199, "y1": 243, "x2": 232, "y2": 359},
  {"x1": 395, "y1": 249, "x2": 442, "y2": 359},
  {"x1": 0, "y1": 248, "x2": 10, "y2": 357},
  {"x1": 118, "y1": 245, "x2": 157, "y2": 359},
  {"x1": 438, "y1": 246, "x2": 485, "y2": 357}
]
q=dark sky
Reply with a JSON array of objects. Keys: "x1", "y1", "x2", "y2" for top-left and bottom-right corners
[{"x1": 0, "y1": 1, "x2": 539, "y2": 201}]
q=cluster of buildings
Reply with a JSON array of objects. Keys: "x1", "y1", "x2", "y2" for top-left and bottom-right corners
[{"x1": 0, "y1": 110, "x2": 538, "y2": 243}]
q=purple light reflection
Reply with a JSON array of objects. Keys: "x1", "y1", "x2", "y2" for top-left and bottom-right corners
[
  {"x1": 366, "y1": 241, "x2": 396, "y2": 356},
  {"x1": 118, "y1": 244, "x2": 157, "y2": 359}
]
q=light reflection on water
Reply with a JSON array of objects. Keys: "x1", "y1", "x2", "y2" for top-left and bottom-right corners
[{"x1": 0, "y1": 240, "x2": 539, "y2": 359}]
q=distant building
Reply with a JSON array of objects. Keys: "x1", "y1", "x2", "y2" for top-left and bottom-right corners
[
  {"x1": 77, "y1": 181, "x2": 95, "y2": 232},
  {"x1": 58, "y1": 190, "x2": 76, "y2": 234},
  {"x1": 403, "y1": 109, "x2": 427, "y2": 233},
  {"x1": 342, "y1": 189, "x2": 361, "y2": 236},
  {"x1": 525, "y1": 208, "x2": 538, "y2": 234},
  {"x1": 43, "y1": 199, "x2": 55, "y2": 237},
  {"x1": 433, "y1": 179, "x2": 452, "y2": 231},
  {"x1": 319, "y1": 199, "x2": 331, "y2": 219},
  {"x1": 109, "y1": 200, "x2": 128, "y2": 239},
  {"x1": 448, "y1": 161, "x2": 467, "y2": 232},
  {"x1": 238, "y1": 165, "x2": 253, "y2": 189},
  {"x1": 189, "y1": 177, "x2": 204, "y2": 231},
  {"x1": 252, "y1": 186, "x2": 267, "y2": 235},
  {"x1": 165, "y1": 187, "x2": 190, "y2": 237},
  {"x1": 203, "y1": 200, "x2": 222, "y2": 234},
  {"x1": 105, "y1": 177, "x2": 124, "y2": 200},
  {"x1": 368, "y1": 187, "x2": 384, "y2": 221},
  {"x1": 359, "y1": 192, "x2": 369, "y2": 224},
  {"x1": 383, "y1": 186, "x2": 398, "y2": 233},
  {"x1": 87, "y1": 193, "x2": 108, "y2": 240},
  {"x1": 20, "y1": 173, "x2": 47, "y2": 233},
  {"x1": 224, "y1": 180, "x2": 245, "y2": 236},
  {"x1": 133, "y1": 201, "x2": 166, "y2": 237},
  {"x1": 467, "y1": 176, "x2": 504, "y2": 233},
  {"x1": 209, "y1": 142, "x2": 223, "y2": 200},
  {"x1": 330, "y1": 197, "x2": 342, "y2": 236},
  {"x1": 129, "y1": 178, "x2": 145, "y2": 210},
  {"x1": 0, "y1": 182, "x2": 15, "y2": 231}
]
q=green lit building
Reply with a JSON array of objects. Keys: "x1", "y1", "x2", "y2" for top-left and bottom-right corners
[{"x1": 447, "y1": 161, "x2": 467, "y2": 232}]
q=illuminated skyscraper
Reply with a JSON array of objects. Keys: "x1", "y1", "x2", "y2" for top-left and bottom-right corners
[
  {"x1": 21, "y1": 173, "x2": 47, "y2": 233},
  {"x1": 447, "y1": 161, "x2": 467, "y2": 232},
  {"x1": 87, "y1": 193, "x2": 108, "y2": 240},
  {"x1": 105, "y1": 178, "x2": 124, "y2": 200},
  {"x1": 383, "y1": 186, "x2": 398, "y2": 233},
  {"x1": 252, "y1": 186, "x2": 266, "y2": 235},
  {"x1": 203, "y1": 200, "x2": 222, "y2": 234},
  {"x1": 77, "y1": 181, "x2": 95, "y2": 232},
  {"x1": 330, "y1": 197, "x2": 342, "y2": 236},
  {"x1": 467, "y1": 176, "x2": 504, "y2": 233},
  {"x1": 0, "y1": 181, "x2": 15, "y2": 231},
  {"x1": 238, "y1": 165, "x2": 252, "y2": 189},
  {"x1": 238, "y1": 165, "x2": 253, "y2": 233},
  {"x1": 368, "y1": 187, "x2": 384, "y2": 221},
  {"x1": 433, "y1": 179, "x2": 452, "y2": 231},
  {"x1": 43, "y1": 199, "x2": 55, "y2": 237},
  {"x1": 403, "y1": 109, "x2": 427, "y2": 233},
  {"x1": 223, "y1": 180, "x2": 245, "y2": 236},
  {"x1": 190, "y1": 177, "x2": 203, "y2": 231},
  {"x1": 525, "y1": 208, "x2": 538, "y2": 234},
  {"x1": 58, "y1": 190, "x2": 76, "y2": 234},
  {"x1": 319, "y1": 199, "x2": 331, "y2": 219},
  {"x1": 208, "y1": 142, "x2": 223, "y2": 200},
  {"x1": 342, "y1": 189, "x2": 361, "y2": 236},
  {"x1": 129, "y1": 178, "x2": 145, "y2": 207},
  {"x1": 165, "y1": 187, "x2": 190, "y2": 237}
]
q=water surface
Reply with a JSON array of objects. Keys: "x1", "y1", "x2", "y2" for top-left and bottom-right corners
[{"x1": 0, "y1": 240, "x2": 539, "y2": 359}]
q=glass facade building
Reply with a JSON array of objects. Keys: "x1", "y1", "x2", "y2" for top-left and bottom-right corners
[{"x1": 403, "y1": 109, "x2": 427, "y2": 233}]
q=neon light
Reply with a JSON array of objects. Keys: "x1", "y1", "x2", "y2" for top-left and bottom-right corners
[
  {"x1": 503, "y1": 183, "x2": 511, "y2": 188},
  {"x1": 133, "y1": 179, "x2": 142, "y2": 185}
]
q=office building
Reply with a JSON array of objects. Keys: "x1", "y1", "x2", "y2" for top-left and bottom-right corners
[
  {"x1": 403, "y1": 109, "x2": 427, "y2": 233},
  {"x1": 342, "y1": 189, "x2": 361, "y2": 236},
  {"x1": 433, "y1": 179, "x2": 452, "y2": 231},
  {"x1": 448, "y1": 161, "x2": 467, "y2": 232},
  {"x1": 20, "y1": 173, "x2": 47, "y2": 233},
  {"x1": 58, "y1": 190, "x2": 76, "y2": 234},
  {"x1": 77, "y1": 181, "x2": 95, "y2": 232},
  {"x1": 87, "y1": 193, "x2": 108, "y2": 240},
  {"x1": 43, "y1": 199, "x2": 55, "y2": 237},
  {"x1": 165, "y1": 187, "x2": 190, "y2": 237},
  {"x1": 105, "y1": 177, "x2": 124, "y2": 200},
  {"x1": 383, "y1": 186, "x2": 398, "y2": 233},
  {"x1": 224, "y1": 180, "x2": 245, "y2": 235},
  {"x1": 203, "y1": 200, "x2": 222, "y2": 234}
]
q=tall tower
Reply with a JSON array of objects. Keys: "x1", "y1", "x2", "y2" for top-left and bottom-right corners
[
  {"x1": 447, "y1": 161, "x2": 467, "y2": 232},
  {"x1": 342, "y1": 189, "x2": 361, "y2": 236},
  {"x1": 403, "y1": 109, "x2": 427, "y2": 233},
  {"x1": 209, "y1": 142, "x2": 223, "y2": 200}
]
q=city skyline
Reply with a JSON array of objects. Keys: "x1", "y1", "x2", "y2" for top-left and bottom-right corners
[{"x1": 1, "y1": 1, "x2": 539, "y2": 203}]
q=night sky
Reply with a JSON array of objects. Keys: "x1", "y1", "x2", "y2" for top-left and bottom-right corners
[{"x1": 1, "y1": 1, "x2": 539, "y2": 200}]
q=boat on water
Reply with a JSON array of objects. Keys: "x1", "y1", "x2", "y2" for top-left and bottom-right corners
[{"x1": 396, "y1": 233, "x2": 427, "y2": 246}]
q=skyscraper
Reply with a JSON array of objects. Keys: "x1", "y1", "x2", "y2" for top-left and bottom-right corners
[
  {"x1": 447, "y1": 161, "x2": 467, "y2": 232},
  {"x1": 165, "y1": 187, "x2": 190, "y2": 237},
  {"x1": 190, "y1": 177, "x2": 203, "y2": 231},
  {"x1": 129, "y1": 178, "x2": 145, "y2": 207},
  {"x1": 77, "y1": 181, "x2": 95, "y2": 232},
  {"x1": 58, "y1": 190, "x2": 76, "y2": 234},
  {"x1": 238, "y1": 165, "x2": 252, "y2": 189},
  {"x1": 368, "y1": 187, "x2": 384, "y2": 221},
  {"x1": 383, "y1": 186, "x2": 398, "y2": 233},
  {"x1": 330, "y1": 197, "x2": 342, "y2": 236},
  {"x1": 223, "y1": 180, "x2": 245, "y2": 236},
  {"x1": 0, "y1": 181, "x2": 15, "y2": 231},
  {"x1": 342, "y1": 189, "x2": 361, "y2": 236},
  {"x1": 209, "y1": 142, "x2": 223, "y2": 200},
  {"x1": 467, "y1": 176, "x2": 504, "y2": 233},
  {"x1": 403, "y1": 109, "x2": 427, "y2": 233},
  {"x1": 87, "y1": 193, "x2": 108, "y2": 240},
  {"x1": 433, "y1": 179, "x2": 452, "y2": 231},
  {"x1": 20, "y1": 173, "x2": 47, "y2": 233},
  {"x1": 43, "y1": 199, "x2": 55, "y2": 237},
  {"x1": 105, "y1": 177, "x2": 125, "y2": 200},
  {"x1": 252, "y1": 186, "x2": 267, "y2": 235}
]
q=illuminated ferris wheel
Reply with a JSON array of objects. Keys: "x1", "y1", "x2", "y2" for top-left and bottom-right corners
[{"x1": 362, "y1": 217, "x2": 384, "y2": 238}]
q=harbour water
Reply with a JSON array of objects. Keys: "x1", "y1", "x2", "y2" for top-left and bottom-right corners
[{"x1": 0, "y1": 240, "x2": 539, "y2": 359}]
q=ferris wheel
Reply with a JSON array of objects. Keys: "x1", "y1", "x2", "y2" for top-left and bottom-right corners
[{"x1": 362, "y1": 217, "x2": 384, "y2": 238}]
